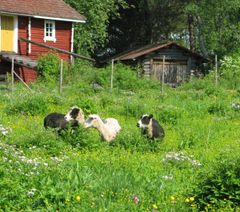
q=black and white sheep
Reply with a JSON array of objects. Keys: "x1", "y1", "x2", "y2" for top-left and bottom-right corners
[
  {"x1": 44, "y1": 106, "x2": 85, "y2": 130},
  {"x1": 84, "y1": 114, "x2": 121, "y2": 142},
  {"x1": 137, "y1": 114, "x2": 165, "y2": 139}
]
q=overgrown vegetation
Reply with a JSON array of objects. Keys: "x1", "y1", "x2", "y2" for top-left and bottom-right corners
[{"x1": 0, "y1": 58, "x2": 239, "y2": 211}]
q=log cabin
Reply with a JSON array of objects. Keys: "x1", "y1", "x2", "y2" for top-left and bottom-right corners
[
  {"x1": 111, "y1": 42, "x2": 208, "y2": 86},
  {"x1": 0, "y1": 0, "x2": 85, "y2": 83}
]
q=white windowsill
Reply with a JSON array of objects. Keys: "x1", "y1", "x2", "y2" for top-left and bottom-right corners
[{"x1": 44, "y1": 37, "x2": 56, "y2": 43}]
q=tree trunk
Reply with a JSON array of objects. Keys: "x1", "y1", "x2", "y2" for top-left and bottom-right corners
[
  {"x1": 188, "y1": 14, "x2": 195, "y2": 51},
  {"x1": 196, "y1": 15, "x2": 208, "y2": 57}
]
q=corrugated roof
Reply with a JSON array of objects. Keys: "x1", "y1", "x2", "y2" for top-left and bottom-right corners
[
  {"x1": 112, "y1": 42, "x2": 208, "y2": 62},
  {"x1": 0, "y1": 0, "x2": 86, "y2": 22}
]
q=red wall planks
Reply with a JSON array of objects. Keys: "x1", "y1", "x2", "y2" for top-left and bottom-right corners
[
  {"x1": 18, "y1": 66, "x2": 38, "y2": 83},
  {"x1": 18, "y1": 16, "x2": 28, "y2": 56},
  {"x1": 28, "y1": 18, "x2": 72, "y2": 60},
  {"x1": 16, "y1": 17, "x2": 73, "y2": 82},
  {"x1": 18, "y1": 17, "x2": 72, "y2": 60}
]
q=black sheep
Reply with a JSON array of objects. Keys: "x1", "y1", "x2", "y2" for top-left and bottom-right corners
[
  {"x1": 44, "y1": 112, "x2": 78, "y2": 130},
  {"x1": 137, "y1": 114, "x2": 165, "y2": 139},
  {"x1": 44, "y1": 106, "x2": 85, "y2": 131}
]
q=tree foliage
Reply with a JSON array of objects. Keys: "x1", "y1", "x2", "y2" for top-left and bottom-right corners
[
  {"x1": 65, "y1": 0, "x2": 240, "y2": 59},
  {"x1": 104, "y1": 0, "x2": 190, "y2": 57},
  {"x1": 64, "y1": 0, "x2": 127, "y2": 55},
  {"x1": 185, "y1": 0, "x2": 240, "y2": 58},
  {"x1": 220, "y1": 49, "x2": 240, "y2": 89}
]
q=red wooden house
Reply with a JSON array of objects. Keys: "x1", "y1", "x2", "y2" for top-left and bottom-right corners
[{"x1": 0, "y1": 0, "x2": 85, "y2": 82}]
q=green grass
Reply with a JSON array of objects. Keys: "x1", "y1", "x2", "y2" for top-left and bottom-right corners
[{"x1": 0, "y1": 62, "x2": 240, "y2": 211}]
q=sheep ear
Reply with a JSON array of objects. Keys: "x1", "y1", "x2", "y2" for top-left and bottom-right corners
[{"x1": 149, "y1": 114, "x2": 153, "y2": 119}]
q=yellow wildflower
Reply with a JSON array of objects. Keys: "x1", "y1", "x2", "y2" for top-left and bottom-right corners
[
  {"x1": 65, "y1": 198, "x2": 70, "y2": 204},
  {"x1": 190, "y1": 197, "x2": 195, "y2": 202},
  {"x1": 185, "y1": 198, "x2": 190, "y2": 203},
  {"x1": 191, "y1": 204, "x2": 196, "y2": 208},
  {"x1": 76, "y1": 195, "x2": 81, "y2": 202},
  {"x1": 153, "y1": 204, "x2": 158, "y2": 209},
  {"x1": 170, "y1": 196, "x2": 177, "y2": 204}
]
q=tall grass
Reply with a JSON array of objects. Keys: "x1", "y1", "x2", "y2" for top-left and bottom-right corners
[{"x1": 0, "y1": 59, "x2": 239, "y2": 211}]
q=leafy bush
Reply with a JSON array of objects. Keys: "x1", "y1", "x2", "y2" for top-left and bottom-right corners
[
  {"x1": 59, "y1": 125, "x2": 101, "y2": 150},
  {"x1": 6, "y1": 94, "x2": 48, "y2": 116},
  {"x1": 11, "y1": 130, "x2": 66, "y2": 156},
  {"x1": 70, "y1": 60, "x2": 159, "y2": 91},
  {"x1": 220, "y1": 49, "x2": 240, "y2": 89},
  {"x1": 123, "y1": 101, "x2": 145, "y2": 118},
  {"x1": 204, "y1": 85, "x2": 221, "y2": 97},
  {"x1": 180, "y1": 77, "x2": 210, "y2": 91},
  {"x1": 113, "y1": 63, "x2": 160, "y2": 91},
  {"x1": 37, "y1": 52, "x2": 61, "y2": 82},
  {"x1": 191, "y1": 154, "x2": 240, "y2": 210},
  {"x1": 111, "y1": 130, "x2": 162, "y2": 152},
  {"x1": 207, "y1": 102, "x2": 226, "y2": 116},
  {"x1": 156, "y1": 107, "x2": 182, "y2": 125}
]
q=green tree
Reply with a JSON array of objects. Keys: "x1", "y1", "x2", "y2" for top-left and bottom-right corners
[
  {"x1": 102, "y1": 0, "x2": 191, "y2": 58},
  {"x1": 64, "y1": 0, "x2": 127, "y2": 55},
  {"x1": 185, "y1": 0, "x2": 240, "y2": 58}
]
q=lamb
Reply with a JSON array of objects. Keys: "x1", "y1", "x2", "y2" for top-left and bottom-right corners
[
  {"x1": 137, "y1": 114, "x2": 165, "y2": 139},
  {"x1": 44, "y1": 112, "x2": 69, "y2": 129},
  {"x1": 64, "y1": 106, "x2": 85, "y2": 124},
  {"x1": 44, "y1": 106, "x2": 85, "y2": 130},
  {"x1": 84, "y1": 114, "x2": 121, "y2": 142}
]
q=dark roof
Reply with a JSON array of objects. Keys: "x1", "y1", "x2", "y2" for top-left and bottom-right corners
[
  {"x1": 112, "y1": 42, "x2": 208, "y2": 62},
  {"x1": 0, "y1": 0, "x2": 86, "y2": 22}
]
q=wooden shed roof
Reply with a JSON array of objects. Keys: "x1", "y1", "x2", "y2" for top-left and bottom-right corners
[
  {"x1": 0, "y1": 0, "x2": 85, "y2": 22},
  {"x1": 112, "y1": 42, "x2": 208, "y2": 62}
]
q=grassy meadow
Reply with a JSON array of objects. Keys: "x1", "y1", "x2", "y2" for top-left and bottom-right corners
[{"x1": 0, "y1": 60, "x2": 240, "y2": 211}]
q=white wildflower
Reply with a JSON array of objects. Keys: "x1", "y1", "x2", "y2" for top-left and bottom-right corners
[
  {"x1": 27, "y1": 188, "x2": 37, "y2": 197},
  {"x1": 163, "y1": 151, "x2": 202, "y2": 167},
  {"x1": 0, "y1": 125, "x2": 12, "y2": 136},
  {"x1": 232, "y1": 102, "x2": 240, "y2": 111},
  {"x1": 162, "y1": 174, "x2": 173, "y2": 180}
]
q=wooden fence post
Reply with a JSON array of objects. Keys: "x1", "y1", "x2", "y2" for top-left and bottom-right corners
[
  {"x1": 215, "y1": 54, "x2": 218, "y2": 86},
  {"x1": 161, "y1": 56, "x2": 165, "y2": 94},
  {"x1": 110, "y1": 59, "x2": 114, "y2": 91},
  {"x1": 11, "y1": 57, "x2": 14, "y2": 93},
  {"x1": 59, "y1": 59, "x2": 63, "y2": 95}
]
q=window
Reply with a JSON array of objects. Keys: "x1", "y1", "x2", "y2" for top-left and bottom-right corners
[{"x1": 44, "y1": 20, "x2": 56, "y2": 42}]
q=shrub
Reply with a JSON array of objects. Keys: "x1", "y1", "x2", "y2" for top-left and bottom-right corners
[
  {"x1": 220, "y1": 49, "x2": 240, "y2": 89},
  {"x1": 59, "y1": 125, "x2": 101, "y2": 150},
  {"x1": 123, "y1": 99, "x2": 147, "y2": 118},
  {"x1": 113, "y1": 63, "x2": 160, "y2": 91},
  {"x1": 111, "y1": 129, "x2": 162, "y2": 152},
  {"x1": 207, "y1": 102, "x2": 226, "y2": 116},
  {"x1": 156, "y1": 108, "x2": 181, "y2": 126},
  {"x1": 37, "y1": 52, "x2": 61, "y2": 82},
  {"x1": 190, "y1": 154, "x2": 240, "y2": 210},
  {"x1": 6, "y1": 94, "x2": 48, "y2": 116}
]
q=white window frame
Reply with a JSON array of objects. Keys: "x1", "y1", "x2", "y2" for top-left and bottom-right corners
[{"x1": 44, "y1": 20, "x2": 56, "y2": 42}]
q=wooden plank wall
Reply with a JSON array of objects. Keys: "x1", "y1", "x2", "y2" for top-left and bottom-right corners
[
  {"x1": 18, "y1": 66, "x2": 38, "y2": 83},
  {"x1": 18, "y1": 17, "x2": 72, "y2": 61},
  {"x1": 141, "y1": 47, "x2": 199, "y2": 84},
  {"x1": 17, "y1": 17, "x2": 73, "y2": 82},
  {"x1": 30, "y1": 18, "x2": 72, "y2": 60},
  {"x1": 18, "y1": 16, "x2": 28, "y2": 56}
]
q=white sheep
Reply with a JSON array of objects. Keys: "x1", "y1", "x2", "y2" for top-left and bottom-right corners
[{"x1": 84, "y1": 114, "x2": 121, "y2": 142}]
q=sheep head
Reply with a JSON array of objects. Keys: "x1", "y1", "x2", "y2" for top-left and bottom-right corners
[
  {"x1": 137, "y1": 114, "x2": 153, "y2": 129},
  {"x1": 64, "y1": 106, "x2": 85, "y2": 124},
  {"x1": 84, "y1": 114, "x2": 102, "y2": 129}
]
